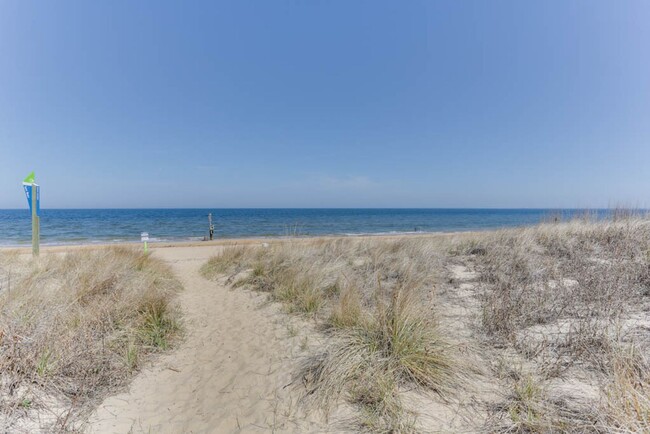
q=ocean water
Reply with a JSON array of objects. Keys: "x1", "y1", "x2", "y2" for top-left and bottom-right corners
[{"x1": 0, "y1": 208, "x2": 615, "y2": 246}]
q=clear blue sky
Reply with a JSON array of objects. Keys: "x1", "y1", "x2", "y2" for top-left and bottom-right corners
[{"x1": 1, "y1": 1, "x2": 649, "y2": 208}]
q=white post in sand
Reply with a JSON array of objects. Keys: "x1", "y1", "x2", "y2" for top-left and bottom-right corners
[{"x1": 141, "y1": 232, "x2": 149, "y2": 254}]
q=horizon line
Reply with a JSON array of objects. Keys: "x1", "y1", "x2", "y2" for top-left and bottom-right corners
[{"x1": 0, "y1": 207, "x2": 645, "y2": 211}]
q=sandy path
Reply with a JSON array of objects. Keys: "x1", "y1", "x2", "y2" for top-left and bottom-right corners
[{"x1": 86, "y1": 245, "x2": 332, "y2": 433}]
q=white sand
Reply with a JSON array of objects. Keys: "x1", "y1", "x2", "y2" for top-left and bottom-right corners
[{"x1": 86, "y1": 245, "x2": 335, "y2": 433}]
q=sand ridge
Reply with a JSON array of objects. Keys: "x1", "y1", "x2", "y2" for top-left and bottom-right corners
[{"x1": 86, "y1": 245, "x2": 334, "y2": 433}]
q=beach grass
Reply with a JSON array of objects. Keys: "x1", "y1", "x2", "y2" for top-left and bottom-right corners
[
  {"x1": 202, "y1": 216, "x2": 650, "y2": 432},
  {"x1": 458, "y1": 217, "x2": 650, "y2": 432},
  {"x1": 0, "y1": 247, "x2": 182, "y2": 431},
  {"x1": 201, "y1": 237, "x2": 460, "y2": 431}
]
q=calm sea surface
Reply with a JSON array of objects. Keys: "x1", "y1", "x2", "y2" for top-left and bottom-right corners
[{"x1": 0, "y1": 208, "x2": 616, "y2": 246}]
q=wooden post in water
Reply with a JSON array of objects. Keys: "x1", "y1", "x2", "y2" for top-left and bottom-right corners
[
  {"x1": 208, "y1": 213, "x2": 214, "y2": 241},
  {"x1": 31, "y1": 183, "x2": 39, "y2": 257}
]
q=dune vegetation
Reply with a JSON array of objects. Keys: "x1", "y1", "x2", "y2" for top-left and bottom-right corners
[
  {"x1": 202, "y1": 216, "x2": 650, "y2": 432},
  {"x1": 0, "y1": 247, "x2": 182, "y2": 432},
  {"x1": 202, "y1": 237, "x2": 456, "y2": 432}
]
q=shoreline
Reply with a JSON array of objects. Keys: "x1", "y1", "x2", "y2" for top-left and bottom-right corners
[
  {"x1": 0, "y1": 230, "x2": 482, "y2": 253},
  {"x1": 0, "y1": 208, "x2": 632, "y2": 253},
  {"x1": 5, "y1": 215, "x2": 646, "y2": 253}
]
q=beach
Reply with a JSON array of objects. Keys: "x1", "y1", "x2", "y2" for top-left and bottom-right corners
[
  {"x1": 87, "y1": 243, "x2": 337, "y2": 433},
  {"x1": 4, "y1": 1, "x2": 647, "y2": 431},
  {"x1": 0, "y1": 234, "x2": 467, "y2": 432},
  {"x1": 2, "y1": 221, "x2": 650, "y2": 432}
]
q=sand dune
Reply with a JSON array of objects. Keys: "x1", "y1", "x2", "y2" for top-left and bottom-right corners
[
  {"x1": 87, "y1": 245, "x2": 336, "y2": 433},
  {"x1": 6, "y1": 220, "x2": 646, "y2": 432}
]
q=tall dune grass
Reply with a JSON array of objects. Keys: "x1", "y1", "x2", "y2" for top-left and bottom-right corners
[
  {"x1": 461, "y1": 217, "x2": 650, "y2": 431},
  {"x1": 0, "y1": 247, "x2": 182, "y2": 432},
  {"x1": 203, "y1": 216, "x2": 650, "y2": 432},
  {"x1": 202, "y1": 238, "x2": 458, "y2": 431}
]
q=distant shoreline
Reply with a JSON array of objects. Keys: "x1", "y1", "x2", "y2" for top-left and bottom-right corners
[
  {"x1": 0, "y1": 208, "x2": 638, "y2": 248},
  {"x1": 0, "y1": 230, "x2": 483, "y2": 253}
]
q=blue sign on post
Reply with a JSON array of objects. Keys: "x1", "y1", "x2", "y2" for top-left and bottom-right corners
[{"x1": 23, "y1": 184, "x2": 40, "y2": 217}]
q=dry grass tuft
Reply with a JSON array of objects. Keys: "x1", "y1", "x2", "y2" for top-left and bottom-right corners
[
  {"x1": 328, "y1": 282, "x2": 366, "y2": 329},
  {"x1": 199, "y1": 245, "x2": 248, "y2": 279},
  {"x1": 488, "y1": 372, "x2": 597, "y2": 433},
  {"x1": 602, "y1": 345, "x2": 650, "y2": 432},
  {"x1": 0, "y1": 247, "x2": 182, "y2": 431},
  {"x1": 350, "y1": 373, "x2": 417, "y2": 433},
  {"x1": 302, "y1": 284, "x2": 455, "y2": 431}
]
